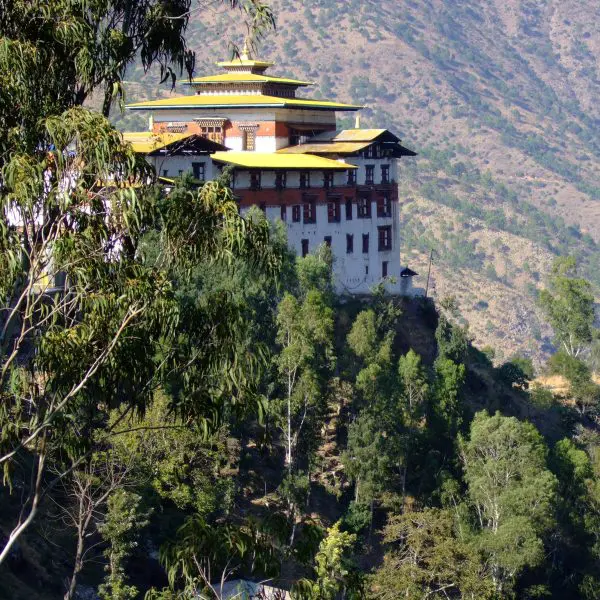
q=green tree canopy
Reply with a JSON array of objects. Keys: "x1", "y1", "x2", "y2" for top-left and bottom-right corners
[
  {"x1": 539, "y1": 257, "x2": 595, "y2": 358},
  {"x1": 460, "y1": 411, "x2": 557, "y2": 595}
]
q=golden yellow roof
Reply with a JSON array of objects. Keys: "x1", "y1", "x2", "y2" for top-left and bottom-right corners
[
  {"x1": 122, "y1": 131, "x2": 192, "y2": 153},
  {"x1": 311, "y1": 129, "x2": 388, "y2": 142},
  {"x1": 277, "y1": 142, "x2": 372, "y2": 154},
  {"x1": 211, "y1": 152, "x2": 357, "y2": 170},
  {"x1": 186, "y1": 73, "x2": 312, "y2": 86},
  {"x1": 127, "y1": 94, "x2": 361, "y2": 111}
]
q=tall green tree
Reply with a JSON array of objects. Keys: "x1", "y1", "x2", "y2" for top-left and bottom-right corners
[
  {"x1": 539, "y1": 257, "x2": 595, "y2": 358},
  {"x1": 342, "y1": 413, "x2": 390, "y2": 506},
  {"x1": 370, "y1": 507, "x2": 494, "y2": 600},
  {"x1": 275, "y1": 288, "x2": 334, "y2": 469},
  {"x1": 98, "y1": 489, "x2": 151, "y2": 600},
  {"x1": 293, "y1": 521, "x2": 359, "y2": 600},
  {"x1": 460, "y1": 411, "x2": 557, "y2": 596}
]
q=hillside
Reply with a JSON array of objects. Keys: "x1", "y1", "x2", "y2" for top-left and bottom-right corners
[{"x1": 115, "y1": 0, "x2": 600, "y2": 364}]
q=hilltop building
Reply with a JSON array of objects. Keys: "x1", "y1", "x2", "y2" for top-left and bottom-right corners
[{"x1": 124, "y1": 44, "x2": 417, "y2": 294}]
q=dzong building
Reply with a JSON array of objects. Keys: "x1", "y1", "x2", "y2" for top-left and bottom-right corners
[{"x1": 124, "y1": 44, "x2": 417, "y2": 295}]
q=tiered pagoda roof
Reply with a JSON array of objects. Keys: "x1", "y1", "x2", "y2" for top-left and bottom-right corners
[{"x1": 127, "y1": 43, "x2": 360, "y2": 112}]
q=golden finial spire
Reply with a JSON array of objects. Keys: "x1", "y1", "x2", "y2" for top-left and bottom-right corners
[{"x1": 241, "y1": 36, "x2": 251, "y2": 61}]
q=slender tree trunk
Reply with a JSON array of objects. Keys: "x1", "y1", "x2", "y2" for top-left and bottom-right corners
[
  {"x1": 400, "y1": 463, "x2": 407, "y2": 512},
  {"x1": 64, "y1": 524, "x2": 85, "y2": 600},
  {"x1": 286, "y1": 371, "x2": 292, "y2": 469},
  {"x1": 0, "y1": 437, "x2": 46, "y2": 565},
  {"x1": 65, "y1": 488, "x2": 93, "y2": 600}
]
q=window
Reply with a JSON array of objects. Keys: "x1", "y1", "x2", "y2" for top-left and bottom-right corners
[
  {"x1": 242, "y1": 128, "x2": 256, "y2": 151},
  {"x1": 301, "y1": 239, "x2": 309, "y2": 258},
  {"x1": 324, "y1": 236, "x2": 332, "y2": 248},
  {"x1": 292, "y1": 205, "x2": 301, "y2": 222},
  {"x1": 280, "y1": 205, "x2": 287, "y2": 221},
  {"x1": 365, "y1": 264, "x2": 369, "y2": 275},
  {"x1": 178, "y1": 170, "x2": 183, "y2": 176},
  {"x1": 323, "y1": 172, "x2": 334, "y2": 189},
  {"x1": 381, "y1": 164, "x2": 390, "y2": 184},
  {"x1": 357, "y1": 194, "x2": 371, "y2": 218},
  {"x1": 300, "y1": 171, "x2": 310, "y2": 189},
  {"x1": 346, "y1": 234, "x2": 354, "y2": 254},
  {"x1": 365, "y1": 165, "x2": 375, "y2": 185},
  {"x1": 162, "y1": 169, "x2": 168, "y2": 177},
  {"x1": 303, "y1": 200, "x2": 316, "y2": 224},
  {"x1": 362, "y1": 233, "x2": 369, "y2": 254},
  {"x1": 250, "y1": 171, "x2": 261, "y2": 190},
  {"x1": 347, "y1": 170, "x2": 357, "y2": 186},
  {"x1": 378, "y1": 226, "x2": 392, "y2": 251},
  {"x1": 382, "y1": 261, "x2": 389, "y2": 278},
  {"x1": 327, "y1": 198, "x2": 341, "y2": 223},
  {"x1": 365, "y1": 145, "x2": 374, "y2": 158},
  {"x1": 276, "y1": 171, "x2": 287, "y2": 190},
  {"x1": 345, "y1": 197, "x2": 353, "y2": 220},
  {"x1": 199, "y1": 124, "x2": 224, "y2": 144},
  {"x1": 259, "y1": 203, "x2": 266, "y2": 213},
  {"x1": 377, "y1": 193, "x2": 392, "y2": 218},
  {"x1": 192, "y1": 162, "x2": 205, "y2": 181}
]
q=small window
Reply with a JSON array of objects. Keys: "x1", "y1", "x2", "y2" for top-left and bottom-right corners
[
  {"x1": 345, "y1": 197, "x2": 353, "y2": 220},
  {"x1": 178, "y1": 170, "x2": 183, "y2": 176},
  {"x1": 382, "y1": 261, "x2": 388, "y2": 278},
  {"x1": 327, "y1": 199, "x2": 341, "y2": 223},
  {"x1": 362, "y1": 234, "x2": 369, "y2": 254},
  {"x1": 292, "y1": 205, "x2": 301, "y2": 222},
  {"x1": 192, "y1": 162, "x2": 205, "y2": 181},
  {"x1": 365, "y1": 145, "x2": 374, "y2": 158},
  {"x1": 280, "y1": 205, "x2": 287, "y2": 221},
  {"x1": 357, "y1": 194, "x2": 371, "y2": 218},
  {"x1": 259, "y1": 202, "x2": 266, "y2": 213},
  {"x1": 365, "y1": 264, "x2": 369, "y2": 275},
  {"x1": 346, "y1": 234, "x2": 354, "y2": 254},
  {"x1": 162, "y1": 169, "x2": 168, "y2": 177},
  {"x1": 323, "y1": 172, "x2": 334, "y2": 189},
  {"x1": 347, "y1": 170, "x2": 357, "y2": 186},
  {"x1": 381, "y1": 165, "x2": 390, "y2": 184},
  {"x1": 365, "y1": 165, "x2": 375, "y2": 185},
  {"x1": 378, "y1": 226, "x2": 392, "y2": 251},
  {"x1": 377, "y1": 193, "x2": 392, "y2": 218},
  {"x1": 303, "y1": 201, "x2": 316, "y2": 224},
  {"x1": 250, "y1": 171, "x2": 261, "y2": 190},
  {"x1": 301, "y1": 239, "x2": 309, "y2": 258},
  {"x1": 324, "y1": 236, "x2": 332, "y2": 248},
  {"x1": 300, "y1": 171, "x2": 310, "y2": 189},
  {"x1": 276, "y1": 171, "x2": 287, "y2": 190}
]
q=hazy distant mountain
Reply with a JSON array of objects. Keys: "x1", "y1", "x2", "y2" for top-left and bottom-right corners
[{"x1": 118, "y1": 0, "x2": 600, "y2": 364}]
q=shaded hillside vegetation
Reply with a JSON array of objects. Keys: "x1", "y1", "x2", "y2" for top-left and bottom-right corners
[
  {"x1": 4, "y1": 218, "x2": 600, "y2": 599},
  {"x1": 117, "y1": 0, "x2": 600, "y2": 362}
]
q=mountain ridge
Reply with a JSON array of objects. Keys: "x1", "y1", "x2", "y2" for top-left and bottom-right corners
[{"x1": 115, "y1": 0, "x2": 600, "y2": 363}]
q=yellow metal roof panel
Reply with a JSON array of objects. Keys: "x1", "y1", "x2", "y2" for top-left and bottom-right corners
[
  {"x1": 127, "y1": 94, "x2": 361, "y2": 111},
  {"x1": 277, "y1": 142, "x2": 372, "y2": 154},
  {"x1": 211, "y1": 152, "x2": 357, "y2": 170},
  {"x1": 122, "y1": 131, "x2": 192, "y2": 153},
  {"x1": 333, "y1": 129, "x2": 387, "y2": 141},
  {"x1": 309, "y1": 129, "x2": 388, "y2": 142},
  {"x1": 186, "y1": 73, "x2": 312, "y2": 86}
]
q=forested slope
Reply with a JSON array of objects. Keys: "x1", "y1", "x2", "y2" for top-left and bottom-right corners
[{"x1": 118, "y1": 0, "x2": 600, "y2": 363}]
